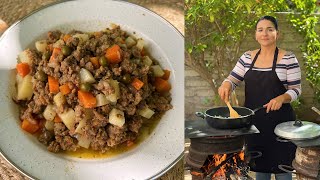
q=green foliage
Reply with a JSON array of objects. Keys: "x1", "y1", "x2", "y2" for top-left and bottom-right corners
[
  {"x1": 287, "y1": 0, "x2": 320, "y2": 102},
  {"x1": 185, "y1": 0, "x2": 320, "y2": 103},
  {"x1": 185, "y1": 0, "x2": 289, "y2": 78},
  {"x1": 291, "y1": 98, "x2": 302, "y2": 110}
]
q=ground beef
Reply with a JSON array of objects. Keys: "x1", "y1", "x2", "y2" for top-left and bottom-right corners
[
  {"x1": 47, "y1": 31, "x2": 62, "y2": 43},
  {"x1": 94, "y1": 80, "x2": 114, "y2": 95},
  {"x1": 91, "y1": 110, "x2": 109, "y2": 128},
  {"x1": 128, "y1": 116, "x2": 143, "y2": 133},
  {"x1": 112, "y1": 66, "x2": 122, "y2": 76},
  {"x1": 54, "y1": 123, "x2": 69, "y2": 137},
  {"x1": 16, "y1": 25, "x2": 172, "y2": 153},
  {"x1": 90, "y1": 128, "x2": 109, "y2": 151},
  {"x1": 106, "y1": 124, "x2": 128, "y2": 147},
  {"x1": 47, "y1": 141, "x2": 61, "y2": 153},
  {"x1": 55, "y1": 136, "x2": 78, "y2": 151},
  {"x1": 38, "y1": 129, "x2": 54, "y2": 146}
]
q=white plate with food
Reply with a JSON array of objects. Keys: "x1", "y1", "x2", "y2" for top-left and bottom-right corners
[{"x1": 0, "y1": 0, "x2": 184, "y2": 179}]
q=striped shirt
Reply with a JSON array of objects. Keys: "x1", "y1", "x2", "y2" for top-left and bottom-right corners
[{"x1": 225, "y1": 51, "x2": 302, "y2": 102}]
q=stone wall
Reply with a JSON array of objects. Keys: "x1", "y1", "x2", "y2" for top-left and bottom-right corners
[{"x1": 185, "y1": 13, "x2": 320, "y2": 121}]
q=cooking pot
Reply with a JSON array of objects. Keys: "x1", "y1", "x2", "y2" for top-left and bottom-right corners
[{"x1": 195, "y1": 106, "x2": 265, "y2": 129}]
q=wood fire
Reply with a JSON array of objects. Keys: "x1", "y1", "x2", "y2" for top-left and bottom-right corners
[{"x1": 191, "y1": 150, "x2": 248, "y2": 180}]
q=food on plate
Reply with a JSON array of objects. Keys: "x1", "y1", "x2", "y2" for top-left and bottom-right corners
[{"x1": 13, "y1": 25, "x2": 172, "y2": 154}]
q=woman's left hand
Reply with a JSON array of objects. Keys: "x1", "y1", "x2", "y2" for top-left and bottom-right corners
[{"x1": 263, "y1": 95, "x2": 285, "y2": 113}]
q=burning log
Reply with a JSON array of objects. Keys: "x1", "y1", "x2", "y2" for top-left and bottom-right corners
[{"x1": 197, "y1": 150, "x2": 250, "y2": 180}]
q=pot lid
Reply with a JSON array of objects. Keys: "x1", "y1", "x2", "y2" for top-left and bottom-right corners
[{"x1": 274, "y1": 120, "x2": 320, "y2": 140}]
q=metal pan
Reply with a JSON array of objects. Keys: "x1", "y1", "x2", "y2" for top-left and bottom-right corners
[{"x1": 196, "y1": 106, "x2": 264, "y2": 129}]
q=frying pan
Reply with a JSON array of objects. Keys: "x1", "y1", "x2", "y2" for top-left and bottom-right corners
[{"x1": 195, "y1": 106, "x2": 265, "y2": 129}]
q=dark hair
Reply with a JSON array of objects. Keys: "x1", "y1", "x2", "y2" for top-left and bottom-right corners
[{"x1": 255, "y1": 16, "x2": 278, "y2": 30}]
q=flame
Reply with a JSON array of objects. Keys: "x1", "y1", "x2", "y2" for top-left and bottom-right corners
[
  {"x1": 198, "y1": 150, "x2": 247, "y2": 179},
  {"x1": 214, "y1": 154, "x2": 227, "y2": 166},
  {"x1": 212, "y1": 168, "x2": 226, "y2": 179},
  {"x1": 191, "y1": 171, "x2": 203, "y2": 176}
]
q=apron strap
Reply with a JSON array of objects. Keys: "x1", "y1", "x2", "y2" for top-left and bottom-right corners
[
  {"x1": 249, "y1": 49, "x2": 261, "y2": 71},
  {"x1": 272, "y1": 47, "x2": 279, "y2": 72},
  {"x1": 249, "y1": 47, "x2": 279, "y2": 71}
]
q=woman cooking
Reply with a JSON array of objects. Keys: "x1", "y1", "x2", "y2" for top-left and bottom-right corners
[{"x1": 218, "y1": 16, "x2": 301, "y2": 180}]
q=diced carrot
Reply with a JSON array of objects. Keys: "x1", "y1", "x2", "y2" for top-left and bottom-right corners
[
  {"x1": 21, "y1": 119, "x2": 40, "y2": 134},
  {"x1": 131, "y1": 78, "x2": 144, "y2": 90},
  {"x1": 48, "y1": 44, "x2": 54, "y2": 52},
  {"x1": 48, "y1": 76, "x2": 59, "y2": 93},
  {"x1": 63, "y1": 34, "x2": 72, "y2": 42},
  {"x1": 141, "y1": 48, "x2": 147, "y2": 56},
  {"x1": 161, "y1": 70, "x2": 171, "y2": 80},
  {"x1": 90, "y1": 57, "x2": 100, "y2": 68},
  {"x1": 16, "y1": 63, "x2": 30, "y2": 77},
  {"x1": 105, "y1": 44, "x2": 122, "y2": 64},
  {"x1": 154, "y1": 77, "x2": 171, "y2": 93},
  {"x1": 78, "y1": 90, "x2": 97, "y2": 108},
  {"x1": 127, "y1": 140, "x2": 134, "y2": 147},
  {"x1": 59, "y1": 83, "x2": 71, "y2": 95},
  {"x1": 54, "y1": 115, "x2": 62, "y2": 123},
  {"x1": 93, "y1": 32, "x2": 103, "y2": 38},
  {"x1": 49, "y1": 47, "x2": 62, "y2": 62}
]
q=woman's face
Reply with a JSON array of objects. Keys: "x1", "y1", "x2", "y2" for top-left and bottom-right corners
[{"x1": 255, "y1": 19, "x2": 278, "y2": 47}]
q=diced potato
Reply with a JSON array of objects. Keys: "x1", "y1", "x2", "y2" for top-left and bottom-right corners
[
  {"x1": 80, "y1": 68, "x2": 95, "y2": 83},
  {"x1": 77, "y1": 135, "x2": 91, "y2": 149},
  {"x1": 59, "y1": 108, "x2": 76, "y2": 130},
  {"x1": 35, "y1": 40, "x2": 48, "y2": 53},
  {"x1": 109, "y1": 108, "x2": 125, "y2": 127},
  {"x1": 75, "y1": 119, "x2": 87, "y2": 134},
  {"x1": 136, "y1": 39, "x2": 144, "y2": 50},
  {"x1": 45, "y1": 120, "x2": 54, "y2": 131},
  {"x1": 73, "y1": 34, "x2": 89, "y2": 43},
  {"x1": 18, "y1": 50, "x2": 32, "y2": 65},
  {"x1": 43, "y1": 105, "x2": 56, "y2": 121},
  {"x1": 151, "y1": 65, "x2": 165, "y2": 77},
  {"x1": 106, "y1": 80, "x2": 120, "y2": 103},
  {"x1": 142, "y1": 56, "x2": 153, "y2": 66},
  {"x1": 125, "y1": 36, "x2": 136, "y2": 48},
  {"x1": 52, "y1": 39, "x2": 65, "y2": 48},
  {"x1": 139, "y1": 107, "x2": 155, "y2": 119},
  {"x1": 16, "y1": 74, "x2": 33, "y2": 100},
  {"x1": 53, "y1": 92, "x2": 66, "y2": 107},
  {"x1": 96, "y1": 93, "x2": 109, "y2": 107}
]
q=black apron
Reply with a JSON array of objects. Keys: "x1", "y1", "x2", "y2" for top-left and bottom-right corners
[{"x1": 244, "y1": 47, "x2": 296, "y2": 173}]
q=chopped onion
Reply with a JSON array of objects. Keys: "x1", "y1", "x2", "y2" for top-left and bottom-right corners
[
  {"x1": 142, "y1": 56, "x2": 153, "y2": 66},
  {"x1": 43, "y1": 105, "x2": 56, "y2": 121},
  {"x1": 35, "y1": 40, "x2": 48, "y2": 53},
  {"x1": 96, "y1": 93, "x2": 109, "y2": 107},
  {"x1": 151, "y1": 65, "x2": 165, "y2": 77},
  {"x1": 109, "y1": 108, "x2": 125, "y2": 127},
  {"x1": 53, "y1": 92, "x2": 66, "y2": 107},
  {"x1": 80, "y1": 68, "x2": 95, "y2": 83},
  {"x1": 59, "y1": 108, "x2": 76, "y2": 130},
  {"x1": 139, "y1": 107, "x2": 155, "y2": 119},
  {"x1": 16, "y1": 74, "x2": 33, "y2": 100}
]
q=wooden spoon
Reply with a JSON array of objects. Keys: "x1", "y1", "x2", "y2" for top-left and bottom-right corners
[{"x1": 225, "y1": 101, "x2": 240, "y2": 118}]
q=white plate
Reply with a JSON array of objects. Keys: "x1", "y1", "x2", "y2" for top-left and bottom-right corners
[{"x1": 0, "y1": 0, "x2": 184, "y2": 179}]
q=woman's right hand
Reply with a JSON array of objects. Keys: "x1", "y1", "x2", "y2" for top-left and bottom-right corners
[{"x1": 218, "y1": 81, "x2": 232, "y2": 102}]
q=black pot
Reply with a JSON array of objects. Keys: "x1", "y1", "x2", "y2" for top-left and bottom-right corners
[{"x1": 195, "y1": 106, "x2": 264, "y2": 129}]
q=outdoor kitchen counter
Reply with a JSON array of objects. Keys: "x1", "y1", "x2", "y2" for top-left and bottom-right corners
[{"x1": 0, "y1": 0, "x2": 184, "y2": 179}]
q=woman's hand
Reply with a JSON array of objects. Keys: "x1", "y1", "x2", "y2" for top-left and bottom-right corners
[
  {"x1": 263, "y1": 94, "x2": 291, "y2": 113},
  {"x1": 218, "y1": 81, "x2": 232, "y2": 102}
]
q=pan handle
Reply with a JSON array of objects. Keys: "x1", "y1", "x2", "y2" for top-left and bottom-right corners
[
  {"x1": 276, "y1": 137, "x2": 290, "y2": 143},
  {"x1": 278, "y1": 165, "x2": 297, "y2": 174},
  {"x1": 195, "y1": 112, "x2": 205, "y2": 119},
  {"x1": 253, "y1": 106, "x2": 265, "y2": 113}
]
